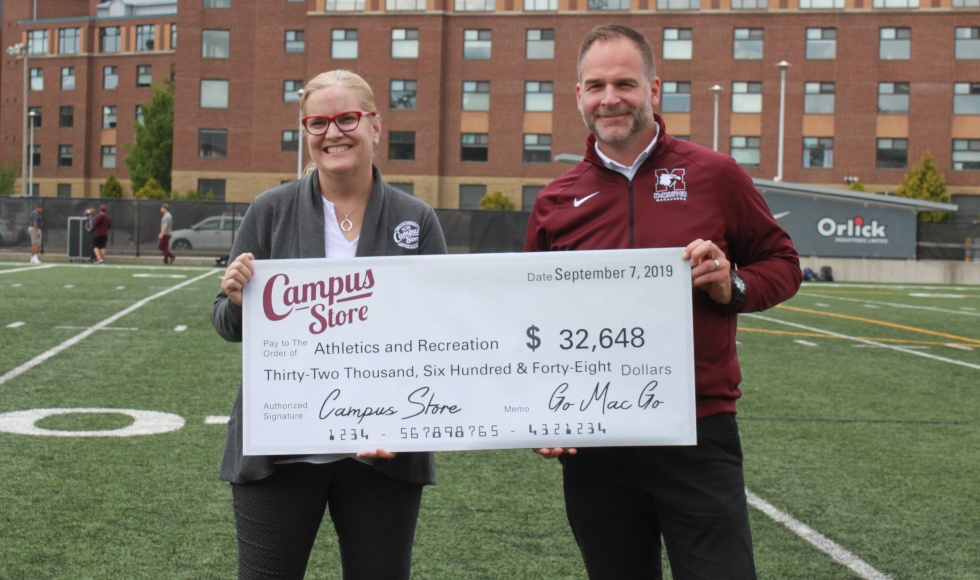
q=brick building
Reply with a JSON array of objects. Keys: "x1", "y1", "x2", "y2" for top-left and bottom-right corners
[{"x1": 2, "y1": 0, "x2": 979, "y2": 209}]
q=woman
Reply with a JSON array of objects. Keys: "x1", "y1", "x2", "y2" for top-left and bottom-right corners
[{"x1": 212, "y1": 70, "x2": 446, "y2": 579}]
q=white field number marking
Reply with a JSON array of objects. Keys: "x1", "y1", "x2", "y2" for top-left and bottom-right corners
[
  {"x1": 174, "y1": 325, "x2": 188, "y2": 332},
  {"x1": 6, "y1": 321, "x2": 26, "y2": 328},
  {"x1": 0, "y1": 408, "x2": 185, "y2": 437}
]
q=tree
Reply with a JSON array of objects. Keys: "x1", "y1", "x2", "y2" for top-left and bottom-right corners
[
  {"x1": 0, "y1": 159, "x2": 18, "y2": 195},
  {"x1": 125, "y1": 80, "x2": 174, "y2": 193},
  {"x1": 847, "y1": 180, "x2": 867, "y2": 192},
  {"x1": 478, "y1": 190, "x2": 516, "y2": 211},
  {"x1": 134, "y1": 177, "x2": 168, "y2": 199},
  {"x1": 894, "y1": 151, "x2": 952, "y2": 223},
  {"x1": 102, "y1": 173, "x2": 124, "y2": 198}
]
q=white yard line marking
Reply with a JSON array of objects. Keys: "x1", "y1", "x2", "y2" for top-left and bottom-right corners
[
  {"x1": 815, "y1": 303, "x2": 829, "y2": 307},
  {"x1": 946, "y1": 343, "x2": 974, "y2": 351},
  {"x1": 746, "y1": 314, "x2": 980, "y2": 371},
  {"x1": 11, "y1": 283, "x2": 22, "y2": 287},
  {"x1": 64, "y1": 285, "x2": 74, "y2": 289},
  {"x1": 794, "y1": 339, "x2": 819, "y2": 347},
  {"x1": 853, "y1": 344, "x2": 929, "y2": 350},
  {"x1": 0, "y1": 264, "x2": 56, "y2": 275},
  {"x1": 204, "y1": 415, "x2": 230, "y2": 425},
  {"x1": 174, "y1": 325, "x2": 188, "y2": 332},
  {"x1": 53, "y1": 325, "x2": 138, "y2": 331},
  {"x1": 862, "y1": 304, "x2": 878, "y2": 308},
  {"x1": 116, "y1": 286, "x2": 125, "y2": 290},
  {"x1": 0, "y1": 270, "x2": 218, "y2": 388},
  {"x1": 908, "y1": 293, "x2": 967, "y2": 299},
  {"x1": 6, "y1": 321, "x2": 26, "y2": 328},
  {"x1": 132, "y1": 273, "x2": 187, "y2": 279},
  {"x1": 798, "y1": 292, "x2": 980, "y2": 318},
  {"x1": 746, "y1": 489, "x2": 892, "y2": 580},
  {"x1": 960, "y1": 307, "x2": 977, "y2": 311}
]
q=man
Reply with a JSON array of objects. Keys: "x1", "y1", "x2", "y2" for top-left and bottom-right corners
[
  {"x1": 159, "y1": 203, "x2": 175, "y2": 264},
  {"x1": 92, "y1": 205, "x2": 112, "y2": 265},
  {"x1": 84, "y1": 207, "x2": 97, "y2": 262},
  {"x1": 525, "y1": 25, "x2": 801, "y2": 579},
  {"x1": 28, "y1": 204, "x2": 44, "y2": 264}
]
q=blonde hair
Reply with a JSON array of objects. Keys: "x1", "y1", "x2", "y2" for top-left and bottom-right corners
[{"x1": 300, "y1": 70, "x2": 380, "y2": 177}]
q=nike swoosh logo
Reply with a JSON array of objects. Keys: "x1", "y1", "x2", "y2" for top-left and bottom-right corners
[
  {"x1": 574, "y1": 192, "x2": 600, "y2": 207},
  {"x1": 772, "y1": 211, "x2": 790, "y2": 220}
]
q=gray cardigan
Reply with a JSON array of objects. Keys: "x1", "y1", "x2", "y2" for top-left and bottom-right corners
[{"x1": 211, "y1": 166, "x2": 447, "y2": 485}]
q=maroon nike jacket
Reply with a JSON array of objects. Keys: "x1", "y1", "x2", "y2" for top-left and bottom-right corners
[{"x1": 525, "y1": 115, "x2": 802, "y2": 419}]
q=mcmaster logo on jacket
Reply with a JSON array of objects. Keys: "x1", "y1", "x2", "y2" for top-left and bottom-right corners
[{"x1": 653, "y1": 169, "x2": 687, "y2": 202}]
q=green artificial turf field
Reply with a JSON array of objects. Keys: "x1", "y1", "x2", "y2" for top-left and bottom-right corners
[{"x1": 0, "y1": 262, "x2": 977, "y2": 579}]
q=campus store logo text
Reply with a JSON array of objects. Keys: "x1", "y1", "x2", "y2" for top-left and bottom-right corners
[
  {"x1": 262, "y1": 270, "x2": 375, "y2": 334},
  {"x1": 816, "y1": 216, "x2": 889, "y2": 244}
]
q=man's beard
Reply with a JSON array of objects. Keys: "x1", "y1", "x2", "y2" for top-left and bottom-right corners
[{"x1": 581, "y1": 102, "x2": 653, "y2": 144}]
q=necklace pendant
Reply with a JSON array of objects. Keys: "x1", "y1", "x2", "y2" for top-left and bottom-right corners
[{"x1": 340, "y1": 217, "x2": 354, "y2": 232}]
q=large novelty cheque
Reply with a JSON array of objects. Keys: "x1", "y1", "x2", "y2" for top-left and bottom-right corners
[{"x1": 241, "y1": 248, "x2": 696, "y2": 455}]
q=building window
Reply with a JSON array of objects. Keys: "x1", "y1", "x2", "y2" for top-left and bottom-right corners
[
  {"x1": 284, "y1": 80, "x2": 303, "y2": 102},
  {"x1": 30, "y1": 68, "x2": 43, "y2": 91},
  {"x1": 58, "y1": 145, "x2": 73, "y2": 168},
  {"x1": 27, "y1": 30, "x2": 47, "y2": 55},
  {"x1": 464, "y1": 30, "x2": 492, "y2": 59},
  {"x1": 873, "y1": 0, "x2": 918, "y2": 6},
  {"x1": 522, "y1": 185, "x2": 543, "y2": 211},
  {"x1": 59, "y1": 28, "x2": 80, "y2": 54},
  {"x1": 103, "y1": 106, "x2": 117, "y2": 129},
  {"x1": 456, "y1": 0, "x2": 495, "y2": 10},
  {"x1": 733, "y1": 29, "x2": 763, "y2": 60},
  {"x1": 661, "y1": 82, "x2": 691, "y2": 113},
  {"x1": 137, "y1": 65, "x2": 153, "y2": 87},
  {"x1": 392, "y1": 29, "x2": 419, "y2": 59},
  {"x1": 390, "y1": 80, "x2": 417, "y2": 109},
  {"x1": 954, "y1": 0, "x2": 980, "y2": 6},
  {"x1": 60, "y1": 106, "x2": 74, "y2": 128},
  {"x1": 61, "y1": 67, "x2": 76, "y2": 91},
  {"x1": 285, "y1": 30, "x2": 305, "y2": 53},
  {"x1": 332, "y1": 29, "x2": 358, "y2": 59},
  {"x1": 956, "y1": 28, "x2": 980, "y2": 59},
  {"x1": 136, "y1": 105, "x2": 145, "y2": 125},
  {"x1": 204, "y1": 0, "x2": 231, "y2": 6},
  {"x1": 30, "y1": 146, "x2": 41, "y2": 168},
  {"x1": 878, "y1": 82, "x2": 909, "y2": 114},
  {"x1": 198, "y1": 179, "x2": 227, "y2": 201},
  {"x1": 104, "y1": 66, "x2": 118, "y2": 90},
  {"x1": 803, "y1": 137, "x2": 833, "y2": 168},
  {"x1": 327, "y1": 0, "x2": 366, "y2": 9},
  {"x1": 100, "y1": 27, "x2": 121, "y2": 53},
  {"x1": 588, "y1": 0, "x2": 631, "y2": 8},
  {"x1": 202, "y1": 30, "x2": 230, "y2": 58},
  {"x1": 804, "y1": 82, "x2": 835, "y2": 114},
  {"x1": 281, "y1": 130, "x2": 300, "y2": 152},
  {"x1": 657, "y1": 0, "x2": 699, "y2": 8},
  {"x1": 953, "y1": 139, "x2": 980, "y2": 170},
  {"x1": 201, "y1": 79, "x2": 230, "y2": 109},
  {"x1": 663, "y1": 29, "x2": 693, "y2": 60},
  {"x1": 527, "y1": 29, "x2": 555, "y2": 59},
  {"x1": 389, "y1": 131, "x2": 416, "y2": 160},
  {"x1": 525, "y1": 0, "x2": 557, "y2": 9},
  {"x1": 459, "y1": 184, "x2": 487, "y2": 209},
  {"x1": 806, "y1": 28, "x2": 836, "y2": 60},
  {"x1": 732, "y1": 82, "x2": 762, "y2": 113},
  {"x1": 731, "y1": 136, "x2": 761, "y2": 166},
  {"x1": 57, "y1": 184, "x2": 72, "y2": 198},
  {"x1": 954, "y1": 83, "x2": 980, "y2": 115},
  {"x1": 880, "y1": 27, "x2": 911, "y2": 60},
  {"x1": 876, "y1": 138, "x2": 907, "y2": 168},
  {"x1": 136, "y1": 25, "x2": 155, "y2": 51},
  {"x1": 171, "y1": 24, "x2": 178, "y2": 49},
  {"x1": 462, "y1": 81, "x2": 491, "y2": 111},
  {"x1": 200, "y1": 129, "x2": 228, "y2": 158},
  {"x1": 525, "y1": 82, "x2": 554, "y2": 112},
  {"x1": 28, "y1": 107, "x2": 42, "y2": 128},
  {"x1": 523, "y1": 134, "x2": 552, "y2": 163},
  {"x1": 461, "y1": 133, "x2": 489, "y2": 162},
  {"x1": 387, "y1": 0, "x2": 426, "y2": 9},
  {"x1": 389, "y1": 182, "x2": 415, "y2": 195},
  {"x1": 731, "y1": 0, "x2": 767, "y2": 6},
  {"x1": 801, "y1": 0, "x2": 843, "y2": 7}
]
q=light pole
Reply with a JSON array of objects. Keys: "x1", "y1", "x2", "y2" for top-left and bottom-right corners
[
  {"x1": 709, "y1": 85, "x2": 723, "y2": 152},
  {"x1": 28, "y1": 110, "x2": 36, "y2": 196},
  {"x1": 6, "y1": 42, "x2": 29, "y2": 196},
  {"x1": 297, "y1": 88, "x2": 305, "y2": 179},
  {"x1": 775, "y1": 61, "x2": 791, "y2": 182}
]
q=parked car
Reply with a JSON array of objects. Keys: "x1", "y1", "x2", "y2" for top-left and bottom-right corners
[
  {"x1": 0, "y1": 217, "x2": 25, "y2": 246},
  {"x1": 168, "y1": 214, "x2": 243, "y2": 252}
]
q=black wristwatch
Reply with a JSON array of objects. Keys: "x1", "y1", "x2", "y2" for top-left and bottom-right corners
[{"x1": 729, "y1": 271, "x2": 746, "y2": 305}]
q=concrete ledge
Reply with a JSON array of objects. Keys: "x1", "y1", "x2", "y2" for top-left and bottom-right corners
[{"x1": 799, "y1": 257, "x2": 980, "y2": 285}]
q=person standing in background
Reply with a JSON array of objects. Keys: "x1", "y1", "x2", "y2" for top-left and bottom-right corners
[
  {"x1": 92, "y1": 205, "x2": 111, "y2": 265},
  {"x1": 28, "y1": 204, "x2": 44, "y2": 264},
  {"x1": 84, "y1": 208, "x2": 97, "y2": 262},
  {"x1": 159, "y1": 203, "x2": 175, "y2": 264}
]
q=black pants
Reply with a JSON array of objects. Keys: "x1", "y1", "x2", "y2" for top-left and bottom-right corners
[
  {"x1": 231, "y1": 459, "x2": 423, "y2": 580},
  {"x1": 561, "y1": 413, "x2": 756, "y2": 580}
]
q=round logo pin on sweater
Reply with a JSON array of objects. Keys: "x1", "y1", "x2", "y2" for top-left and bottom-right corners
[{"x1": 393, "y1": 221, "x2": 420, "y2": 249}]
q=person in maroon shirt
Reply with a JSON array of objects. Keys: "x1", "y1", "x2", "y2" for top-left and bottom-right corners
[
  {"x1": 92, "y1": 205, "x2": 112, "y2": 265},
  {"x1": 525, "y1": 25, "x2": 801, "y2": 580}
]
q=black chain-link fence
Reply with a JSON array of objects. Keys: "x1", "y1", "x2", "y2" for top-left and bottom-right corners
[{"x1": 918, "y1": 222, "x2": 980, "y2": 261}]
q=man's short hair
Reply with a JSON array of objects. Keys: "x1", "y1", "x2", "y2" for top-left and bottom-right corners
[
  {"x1": 577, "y1": 24, "x2": 656, "y2": 82},
  {"x1": 161, "y1": 203, "x2": 169, "y2": 210}
]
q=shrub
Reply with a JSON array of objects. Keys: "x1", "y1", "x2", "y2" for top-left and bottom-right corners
[
  {"x1": 134, "y1": 177, "x2": 168, "y2": 199},
  {"x1": 895, "y1": 152, "x2": 952, "y2": 223},
  {"x1": 101, "y1": 174, "x2": 124, "y2": 198},
  {"x1": 478, "y1": 190, "x2": 516, "y2": 211}
]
